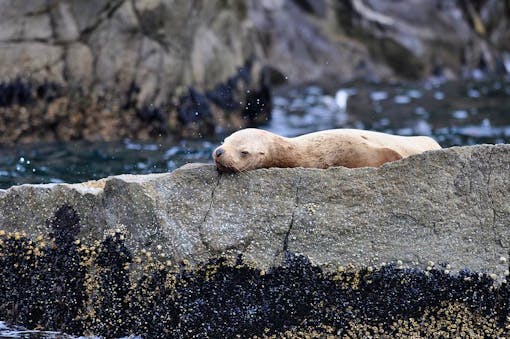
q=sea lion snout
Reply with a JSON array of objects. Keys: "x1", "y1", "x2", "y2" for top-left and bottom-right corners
[{"x1": 215, "y1": 148, "x2": 225, "y2": 157}]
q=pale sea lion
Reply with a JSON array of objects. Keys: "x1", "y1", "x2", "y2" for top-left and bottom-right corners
[{"x1": 212, "y1": 128, "x2": 441, "y2": 172}]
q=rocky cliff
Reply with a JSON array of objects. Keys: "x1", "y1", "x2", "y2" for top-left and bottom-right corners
[
  {"x1": 2, "y1": 0, "x2": 508, "y2": 88},
  {"x1": 1, "y1": 144, "x2": 509, "y2": 277},
  {"x1": 0, "y1": 0, "x2": 508, "y2": 143}
]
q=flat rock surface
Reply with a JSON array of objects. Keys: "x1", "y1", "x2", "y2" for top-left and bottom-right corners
[{"x1": 1, "y1": 144, "x2": 509, "y2": 276}]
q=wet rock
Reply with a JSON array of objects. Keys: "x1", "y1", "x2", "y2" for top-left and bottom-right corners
[
  {"x1": 0, "y1": 42, "x2": 64, "y2": 81},
  {"x1": 0, "y1": 68, "x2": 272, "y2": 143},
  {"x1": 0, "y1": 144, "x2": 509, "y2": 278},
  {"x1": 0, "y1": 78, "x2": 61, "y2": 107},
  {"x1": 176, "y1": 87, "x2": 215, "y2": 137}
]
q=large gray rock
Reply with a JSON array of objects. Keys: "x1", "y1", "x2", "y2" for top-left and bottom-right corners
[
  {"x1": 0, "y1": 0, "x2": 258, "y2": 97},
  {"x1": 0, "y1": 144, "x2": 509, "y2": 277}
]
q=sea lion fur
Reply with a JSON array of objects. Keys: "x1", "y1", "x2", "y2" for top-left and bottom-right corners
[{"x1": 212, "y1": 128, "x2": 441, "y2": 172}]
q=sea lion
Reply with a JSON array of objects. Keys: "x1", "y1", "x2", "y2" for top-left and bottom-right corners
[{"x1": 212, "y1": 128, "x2": 441, "y2": 172}]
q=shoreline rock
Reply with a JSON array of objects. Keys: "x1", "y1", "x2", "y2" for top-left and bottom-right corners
[
  {"x1": 0, "y1": 0, "x2": 508, "y2": 143},
  {"x1": 0, "y1": 60, "x2": 271, "y2": 144},
  {"x1": 2, "y1": 1, "x2": 507, "y2": 89},
  {"x1": 1, "y1": 144, "x2": 509, "y2": 277}
]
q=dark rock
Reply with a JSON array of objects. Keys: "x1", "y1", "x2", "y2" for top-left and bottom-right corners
[
  {"x1": 176, "y1": 87, "x2": 215, "y2": 137},
  {"x1": 0, "y1": 205, "x2": 87, "y2": 333},
  {"x1": 177, "y1": 87, "x2": 212, "y2": 124},
  {"x1": 1, "y1": 222, "x2": 509, "y2": 337},
  {"x1": 243, "y1": 65, "x2": 272, "y2": 125},
  {"x1": 292, "y1": 0, "x2": 327, "y2": 17}
]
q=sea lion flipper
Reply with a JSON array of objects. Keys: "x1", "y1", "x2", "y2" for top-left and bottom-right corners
[{"x1": 377, "y1": 147, "x2": 403, "y2": 165}]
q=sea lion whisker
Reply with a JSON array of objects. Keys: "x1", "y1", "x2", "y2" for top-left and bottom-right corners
[
  {"x1": 239, "y1": 169, "x2": 255, "y2": 179},
  {"x1": 239, "y1": 159, "x2": 259, "y2": 178},
  {"x1": 236, "y1": 166, "x2": 253, "y2": 178}
]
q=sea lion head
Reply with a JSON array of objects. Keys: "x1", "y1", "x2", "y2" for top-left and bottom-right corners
[{"x1": 212, "y1": 128, "x2": 271, "y2": 172}]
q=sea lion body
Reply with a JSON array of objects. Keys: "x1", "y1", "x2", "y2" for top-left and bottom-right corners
[{"x1": 213, "y1": 128, "x2": 441, "y2": 172}]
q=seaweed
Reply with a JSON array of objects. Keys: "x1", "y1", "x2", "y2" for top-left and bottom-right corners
[{"x1": 0, "y1": 78, "x2": 61, "y2": 107}]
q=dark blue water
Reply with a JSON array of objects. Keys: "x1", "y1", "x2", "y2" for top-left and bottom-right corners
[
  {"x1": 0, "y1": 139, "x2": 218, "y2": 188},
  {"x1": 1, "y1": 78, "x2": 509, "y2": 189}
]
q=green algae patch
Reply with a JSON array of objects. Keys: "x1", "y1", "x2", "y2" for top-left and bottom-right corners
[{"x1": 1, "y1": 205, "x2": 510, "y2": 337}]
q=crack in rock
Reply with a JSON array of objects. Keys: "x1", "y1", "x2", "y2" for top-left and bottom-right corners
[
  {"x1": 80, "y1": 0, "x2": 126, "y2": 38},
  {"x1": 0, "y1": 38, "x2": 53, "y2": 44},
  {"x1": 282, "y1": 175, "x2": 302, "y2": 256},
  {"x1": 130, "y1": 0, "x2": 177, "y2": 52},
  {"x1": 199, "y1": 172, "x2": 221, "y2": 252}
]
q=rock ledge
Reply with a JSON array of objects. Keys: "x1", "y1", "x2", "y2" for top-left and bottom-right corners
[{"x1": 1, "y1": 144, "x2": 509, "y2": 276}]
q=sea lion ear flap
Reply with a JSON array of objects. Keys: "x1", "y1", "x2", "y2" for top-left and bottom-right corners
[{"x1": 377, "y1": 147, "x2": 403, "y2": 165}]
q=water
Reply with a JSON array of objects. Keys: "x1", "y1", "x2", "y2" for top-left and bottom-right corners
[
  {"x1": 0, "y1": 139, "x2": 218, "y2": 189},
  {"x1": 0, "y1": 321, "x2": 68, "y2": 338},
  {"x1": 1, "y1": 78, "x2": 509, "y2": 189}
]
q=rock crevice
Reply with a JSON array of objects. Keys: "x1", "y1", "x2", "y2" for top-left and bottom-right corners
[
  {"x1": 199, "y1": 172, "x2": 222, "y2": 254},
  {"x1": 283, "y1": 175, "x2": 302, "y2": 254}
]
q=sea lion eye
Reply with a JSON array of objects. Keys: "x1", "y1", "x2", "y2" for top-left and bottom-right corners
[{"x1": 240, "y1": 151, "x2": 249, "y2": 156}]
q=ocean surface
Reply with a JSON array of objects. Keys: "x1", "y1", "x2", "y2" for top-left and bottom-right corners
[{"x1": 0, "y1": 78, "x2": 509, "y2": 189}]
